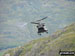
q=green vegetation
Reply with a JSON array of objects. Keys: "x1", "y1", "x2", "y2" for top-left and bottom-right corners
[
  {"x1": 0, "y1": 52, "x2": 4, "y2": 56},
  {"x1": 0, "y1": 50, "x2": 7, "y2": 56},
  {"x1": 3, "y1": 23, "x2": 75, "y2": 56}
]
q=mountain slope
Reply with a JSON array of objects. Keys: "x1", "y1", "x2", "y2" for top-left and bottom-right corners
[
  {"x1": 0, "y1": 0, "x2": 75, "y2": 50},
  {"x1": 3, "y1": 23, "x2": 75, "y2": 56}
]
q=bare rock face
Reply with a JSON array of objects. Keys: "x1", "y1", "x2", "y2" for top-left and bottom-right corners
[{"x1": 4, "y1": 53, "x2": 10, "y2": 56}]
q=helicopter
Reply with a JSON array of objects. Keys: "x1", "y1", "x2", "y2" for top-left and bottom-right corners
[{"x1": 31, "y1": 16, "x2": 48, "y2": 35}]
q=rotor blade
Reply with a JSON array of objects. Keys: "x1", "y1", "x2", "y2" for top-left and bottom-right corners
[
  {"x1": 17, "y1": 22, "x2": 28, "y2": 28},
  {"x1": 31, "y1": 22, "x2": 39, "y2": 24},
  {"x1": 37, "y1": 16, "x2": 48, "y2": 21}
]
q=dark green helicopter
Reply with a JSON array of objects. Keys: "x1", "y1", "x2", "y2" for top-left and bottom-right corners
[{"x1": 31, "y1": 16, "x2": 48, "y2": 35}]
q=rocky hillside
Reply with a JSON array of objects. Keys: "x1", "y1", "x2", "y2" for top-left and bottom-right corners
[{"x1": 3, "y1": 23, "x2": 75, "y2": 56}]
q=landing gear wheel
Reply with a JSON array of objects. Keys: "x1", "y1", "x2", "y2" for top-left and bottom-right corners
[{"x1": 45, "y1": 30, "x2": 48, "y2": 34}]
